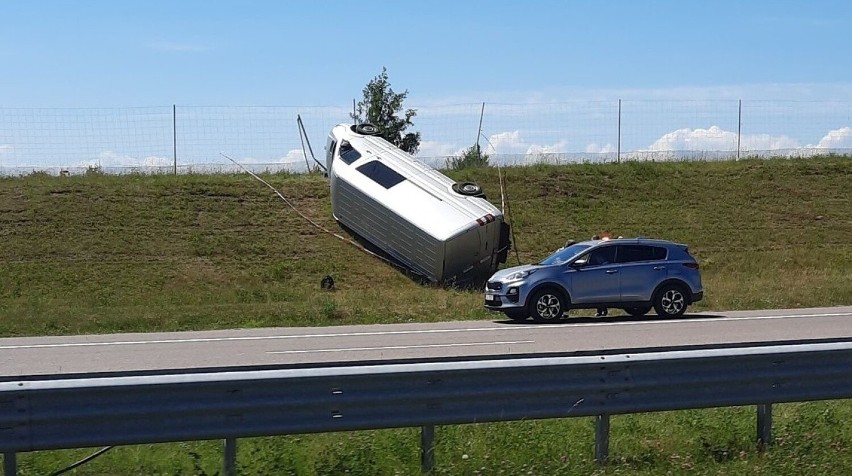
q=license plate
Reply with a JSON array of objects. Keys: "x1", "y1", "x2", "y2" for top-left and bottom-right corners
[{"x1": 485, "y1": 294, "x2": 498, "y2": 302}]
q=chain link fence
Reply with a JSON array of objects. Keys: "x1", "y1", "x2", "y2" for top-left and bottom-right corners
[{"x1": 1, "y1": 101, "x2": 850, "y2": 176}]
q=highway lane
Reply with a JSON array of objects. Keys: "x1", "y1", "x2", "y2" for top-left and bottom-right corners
[{"x1": 1, "y1": 306, "x2": 850, "y2": 378}]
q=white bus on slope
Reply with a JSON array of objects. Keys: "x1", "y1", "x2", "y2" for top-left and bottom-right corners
[{"x1": 325, "y1": 123, "x2": 511, "y2": 284}]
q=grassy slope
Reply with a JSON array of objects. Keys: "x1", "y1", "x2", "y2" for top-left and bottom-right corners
[
  {"x1": 2, "y1": 156, "x2": 851, "y2": 474},
  {"x1": 1, "y1": 156, "x2": 850, "y2": 337}
]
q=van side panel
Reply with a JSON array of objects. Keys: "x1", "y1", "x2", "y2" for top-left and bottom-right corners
[{"x1": 335, "y1": 177, "x2": 443, "y2": 281}]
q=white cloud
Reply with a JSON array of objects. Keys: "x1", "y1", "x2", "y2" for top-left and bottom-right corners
[
  {"x1": 482, "y1": 130, "x2": 571, "y2": 160},
  {"x1": 417, "y1": 140, "x2": 459, "y2": 159},
  {"x1": 646, "y1": 126, "x2": 799, "y2": 152},
  {"x1": 281, "y1": 149, "x2": 309, "y2": 164},
  {"x1": 84, "y1": 150, "x2": 172, "y2": 168},
  {"x1": 526, "y1": 140, "x2": 569, "y2": 155},
  {"x1": 815, "y1": 127, "x2": 852, "y2": 149},
  {"x1": 0, "y1": 144, "x2": 10, "y2": 156},
  {"x1": 585, "y1": 143, "x2": 615, "y2": 154},
  {"x1": 487, "y1": 130, "x2": 525, "y2": 153},
  {"x1": 220, "y1": 150, "x2": 310, "y2": 165},
  {"x1": 648, "y1": 126, "x2": 734, "y2": 151}
]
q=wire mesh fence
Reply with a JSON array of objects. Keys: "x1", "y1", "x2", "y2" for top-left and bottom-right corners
[{"x1": 0, "y1": 101, "x2": 850, "y2": 176}]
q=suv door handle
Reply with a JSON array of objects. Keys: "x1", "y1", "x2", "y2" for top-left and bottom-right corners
[
  {"x1": 653, "y1": 266, "x2": 666, "y2": 271},
  {"x1": 606, "y1": 269, "x2": 619, "y2": 274}
]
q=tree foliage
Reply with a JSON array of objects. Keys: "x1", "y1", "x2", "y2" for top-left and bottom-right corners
[
  {"x1": 351, "y1": 67, "x2": 421, "y2": 154},
  {"x1": 445, "y1": 144, "x2": 490, "y2": 170}
]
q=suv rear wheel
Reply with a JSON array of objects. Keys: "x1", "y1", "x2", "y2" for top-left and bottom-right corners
[
  {"x1": 528, "y1": 288, "x2": 566, "y2": 322},
  {"x1": 653, "y1": 284, "x2": 688, "y2": 318}
]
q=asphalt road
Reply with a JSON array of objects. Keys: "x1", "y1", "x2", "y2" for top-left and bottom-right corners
[{"x1": 1, "y1": 306, "x2": 850, "y2": 378}]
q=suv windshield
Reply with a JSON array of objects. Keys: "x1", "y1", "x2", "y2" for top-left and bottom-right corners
[{"x1": 539, "y1": 243, "x2": 591, "y2": 265}]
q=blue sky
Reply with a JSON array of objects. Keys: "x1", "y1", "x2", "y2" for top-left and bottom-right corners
[
  {"x1": 1, "y1": 1, "x2": 851, "y2": 171},
  {"x1": 2, "y1": 0, "x2": 851, "y2": 107}
]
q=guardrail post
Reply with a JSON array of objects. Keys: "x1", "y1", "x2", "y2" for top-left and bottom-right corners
[
  {"x1": 757, "y1": 403, "x2": 773, "y2": 450},
  {"x1": 224, "y1": 438, "x2": 237, "y2": 476},
  {"x1": 3, "y1": 452, "x2": 16, "y2": 476},
  {"x1": 421, "y1": 425, "x2": 435, "y2": 474},
  {"x1": 595, "y1": 414, "x2": 610, "y2": 464}
]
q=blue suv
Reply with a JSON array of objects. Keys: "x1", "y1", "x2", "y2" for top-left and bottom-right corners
[{"x1": 484, "y1": 238, "x2": 703, "y2": 322}]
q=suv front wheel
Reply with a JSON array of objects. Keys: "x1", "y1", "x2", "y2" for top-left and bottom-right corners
[
  {"x1": 653, "y1": 284, "x2": 688, "y2": 318},
  {"x1": 528, "y1": 288, "x2": 566, "y2": 322}
]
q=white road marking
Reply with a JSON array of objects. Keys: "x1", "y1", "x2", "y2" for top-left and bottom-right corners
[
  {"x1": 0, "y1": 311, "x2": 849, "y2": 351},
  {"x1": 267, "y1": 341, "x2": 536, "y2": 354}
]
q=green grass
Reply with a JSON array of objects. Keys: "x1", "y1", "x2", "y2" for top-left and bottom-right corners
[
  {"x1": 9, "y1": 401, "x2": 852, "y2": 475},
  {"x1": 1, "y1": 155, "x2": 851, "y2": 473}
]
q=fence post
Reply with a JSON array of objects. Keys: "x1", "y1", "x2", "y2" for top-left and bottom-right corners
[
  {"x1": 3, "y1": 452, "x2": 16, "y2": 476},
  {"x1": 595, "y1": 414, "x2": 610, "y2": 464},
  {"x1": 421, "y1": 425, "x2": 435, "y2": 474},
  {"x1": 736, "y1": 99, "x2": 742, "y2": 161},
  {"x1": 616, "y1": 99, "x2": 622, "y2": 163},
  {"x1": 172, "y1": 104, "x2": 177, "y2": 175},
  {"x1": 757, "y1": 403, "x2": 772, "y2": 451},
  {"x1": 223, "y1": 438, "x2": 237, "y2": 476},
  {"x1": 475, "y1": 102, "x2": 485, "y2": 155}
]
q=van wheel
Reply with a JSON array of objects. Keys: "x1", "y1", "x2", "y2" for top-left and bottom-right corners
[
  {"x1": 528, "y1": 288, "x2": 566, "y2": 322},
  {"x1": 354, "y1": 123, "x2": 379, "y2": 135},
  {"x1": 452, "y1": 181, "x2": 484, "y2": 197},
  {"x1": 653, "y1": 284, "x2": 688, "y2": 318}
]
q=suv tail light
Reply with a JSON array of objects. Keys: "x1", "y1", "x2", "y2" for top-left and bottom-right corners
[{"x1": 683, "y1": 262, "x2": 700, "y2": 269}]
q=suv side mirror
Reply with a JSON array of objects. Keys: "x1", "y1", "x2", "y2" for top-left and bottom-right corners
[{"x1": 571, "y1": 258, "x2": 588, "y2": 267}]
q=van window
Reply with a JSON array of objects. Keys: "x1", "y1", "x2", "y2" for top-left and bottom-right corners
[
  {"x1": 326, "y1": 140, "x2": 336, "y2": 163},
  {"x1": 356, "y1": 160, "x2": 406, "y2": 189},
  {"x1": 339, "y1": 141, "x2": 361, "y2": 165}
]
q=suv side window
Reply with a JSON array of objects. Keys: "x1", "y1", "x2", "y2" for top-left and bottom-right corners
[
  {"x1": 616, "y1": 245, "x2": 667, "y2": 263},
  {"x1": 586, "y1": 245, "x2": 617, "y2": 266}
]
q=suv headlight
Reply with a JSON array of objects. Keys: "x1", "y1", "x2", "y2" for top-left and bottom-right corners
[{"x1": 505, "y1": 269, "x2": 537, "y2": 282}]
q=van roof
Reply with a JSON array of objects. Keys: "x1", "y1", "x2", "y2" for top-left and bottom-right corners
[{"x1": 331, "y1": 124, "x2": 502, "y2": 240}]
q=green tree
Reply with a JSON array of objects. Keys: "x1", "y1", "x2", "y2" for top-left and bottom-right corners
[
  {"x1": 445, "y1": 144, "x2": 490, "y2": 170},
  {"x1": 351, "y1": 67, "x2": 421, "y2": 154}
]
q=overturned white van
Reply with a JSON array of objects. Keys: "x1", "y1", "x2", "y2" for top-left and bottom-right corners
[{"x1": 325, "y1": 123, "x2": 511, "y2": 284}]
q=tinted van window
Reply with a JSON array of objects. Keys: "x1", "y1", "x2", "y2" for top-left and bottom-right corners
[
  {"x1": 356, "y1": 160, "x2": 406, "y2": 189},
  {"x1": 339, "y1": 141, "x2": 361, "y2": 165}
]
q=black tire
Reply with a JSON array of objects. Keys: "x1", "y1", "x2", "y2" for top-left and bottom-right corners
[
  {"x1": 353, "y1": 123, "x2": 379, "y2": 135},
  {"x1": 622, "y1": 306, "x2": 652, "y2": 317},
  {"x1": 528, "y1": 288, "x2": 566, "y2": 322},
  {"x1": 451, "y1": 181, "x2": 484, "y2": 197},
  {"x1": 653, "y1": 284, "x2": 688, "y2": 318}
]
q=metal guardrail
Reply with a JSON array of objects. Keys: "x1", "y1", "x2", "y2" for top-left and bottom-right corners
[{"x1": 2, "y1": 341, "x2": 851, "y2": 474}]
